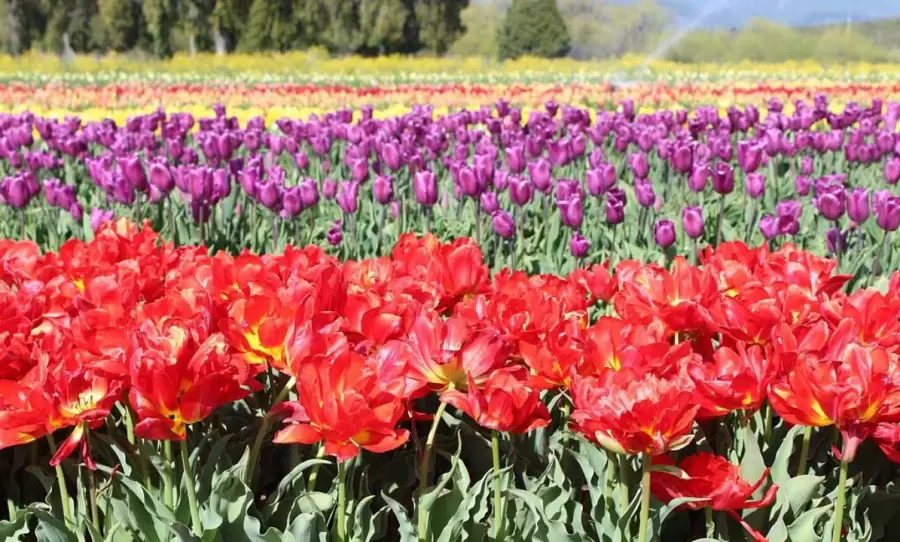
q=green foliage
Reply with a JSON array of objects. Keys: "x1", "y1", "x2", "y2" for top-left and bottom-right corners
[
  {"x1": 415, "y1": 0, "x2": 467, "y2": 55},
  {"x1": 497, "y1": 0, "x2": 570, "y2": 60},
  {"x1": 97, "y1": 0, "x2": 136, "y2": 51},
  {"x1": 143, "y1": 0, "x2": 173, "y2": 57}
]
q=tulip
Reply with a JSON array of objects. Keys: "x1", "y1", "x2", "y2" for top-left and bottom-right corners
[
  {"x1": 414, "y1": 170, "x2": 438, "y2": 207},
  {"x1": 527, "y1": 158, "x2": 552, "y2": 194},
  {"x1": 506, "y1": 145, "x2": 526, "y2": 173},
  {"x1": 605, "y1": 199, "x2": 625, "y2": 225},
  {"x1": 745, "y1": 173, "x2": 765, "y2": 199},
  {"x1": 655, "y1": 219, "x2": 676, "y2": 248},
  {"x1": 876, "y1": 196, "x2": 900, "y2": 231},
  {"x1": 826, "y1": 227, "x2": 847, "y2": 256},
  {"x1": 509, "y1": 176, "x2": 534, "y2": 206},
  {"x1": 815, "y1": 186, "x2": 846, "y2": 221},
  {"x1": 759, "y1": 215, "x2": 778, "y2": 240},
  {"x1": 326, "y1": 221, "x2": 343, "y2": 246},
  {"x1": 381, "y1": 142, "x2": 402, "y2": 171},
  {"x1": 635, "y1": 182, "x2": 656, "y2": 208},
  {"x1": 559, "y1": 196, "x2": 583, "y2": 229},
  {"x1": 848, "y1": 188, "x2": 870, "y2": 224},
  {"x1": 710, "y1": 162, "x2": 734, "y2": 195},
  {"x1": 480, "y1": 192, "x2": 499, "y2": 215},
  {"x1": 337, "y1": 182, "x2": 359, "y2": 215},
  {"x1": 90, "y1": 207, "x2": 115, "y2": 232},
  {"x1": 492, "y1": 210, "x2": 515, "y2": 238},
  {"x1": 682, "y1": 206, "x2": 704, "y2": 239},
  {"x1": 886, "y1": 157, "x2": 900, "y2": 185},
  {"x1": 688, "y1": 165, "x2": 708, "y2": 193},
  {"x1": 737, "y1": 140, "x2": 762, "y2": 173},
  {"x1": 569, "y1": 231, "x2": 590, "y2": 259},
  {"x1": 671, "y1": 144, "x2": 693, "y2": 175},
  {"x1": 629, "y1": 153, "x2": 649, "y2": 180},
  {"x1": 457, "y1": 166, "x2": 479, "y2": 198},
  {"x1": 322, "y1": 179, "x2": 338, "y2": 200},
  {"x1": 373, "y1": 175, "x2": 393, "y2": 205},
  {"x1": 801, "y1": 156, "x2": 815, "y2": 176}
]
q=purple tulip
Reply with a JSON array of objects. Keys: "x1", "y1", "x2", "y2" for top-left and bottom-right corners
[
  {"x1": 629, "y1": 153, "x2": 649, "y2": 180},
  {"x1": 457, "y1": 166, "x2": 479, "y2": 198},
  {"x1": 299, "y1": 179, "x2": 320, "y2": 208},
  {"x1": 528, "y1": 158, "x2": 552, "y2": 194},
  {"x1": 886, "y1": 157, "x2": 900, "y2": 185},
  {"x1": 506, "y1": 145, "x2": 526, "y2": 173},
  {"x1": 605, "y1": 198, "x2": 625, "y2": 225},
  {"x1": 121, "y1": 155, "x2": 148, "y2": 192},
  {"x1": 322, "y1": 179, "x2": 338, "y2": 200},
  {"x1": 337, "y1": 182, "x2": 359, "y2": 214},
  {"x1": 826, "y1": 227, "x2": 847, "y2": 255},
  {"x1": 481, "y1": 192, "x2": 500, "y2": 215},
  {"x1": 381, "y1": 142, "x2": 402, "y2": 171},
  {"x1": 509, "y1": 176, "x2": 534, "y2": 206},
  {"x1": 848, "y1": 188, "x2": 870, "y2": 224},
  {"x1": 90, "y1": 207, "x2": 115, "y2": 232},
  {"x1": 671, "y1": 144, "x2": 693, "y2": 174},
  {"x1": 682, "y1": 206, "x2": 704, "y2": 239},
  {"x1": 327, "y1": 221, "x2": 343, "y2": 246},
  {"x1": 654, "y1": 219, "x2": 676, "y2": 248},
  {"x1": 492, "y1": 210, "x2": 515, "y2": 238},
  {"x1": 69, "y1": 202, "x2": 84, "y2": 221},
  {"x1": 759, "y1": 216, "x2": 778, "y2": 240},
  {"x1": 569, "y1": 231, "x2": 590, "y2": 259},
  {"x1": 876, "y1": 196, "x2": 900, "y2": 231},
  {"x1": 635, "y1": 182, "x2": 656, "y2": 208},
  {"x1": 746, "y1": 173, "x2": 765, "y2": 199},
  {"x1": 688, "y1": 165, "x2": 708, "y2": 193},
  {"x1": 257, "y1": 182, "x2": 281, "y2": 210},
  {"x1": 795, "y1": 175, "x2": 812, "y2": 196},
  {"x1": 711, "y1": 162, "x2": 734, "y2": 195},
  {"x1": 149, "y1": 160, "x2": 173, "y2": 192},
  {"x1": 559, "y1": 196, "x2": 584, "y2": 229},
  {"x1": 801, "y1": 156, "x2": 815, "y2": 176},
  {"x1": 373, "y1": 175, "x2": 393, "y2": 205},
  {"x1": 282, "y1": 187, "x2": 304, "y2": 218},
  {"x1": 737, "y1": 141, "x2": 762, "y2": 173},
  {"x1": 414, "y1": 170, "x2": 438, "y2": 207},
  {"x1": 815, "y1": 186, "x2": 846, "y2": 221}
]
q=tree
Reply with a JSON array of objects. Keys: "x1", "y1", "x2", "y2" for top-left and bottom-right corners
[
  {"x1": 497, "y1": 0, "x2": 570, "y2": 60},
  {"x1": 237, "y1": 0, "x2": 275, "y2": 51},
  {"x1": 97, "y1": 0, "x2": 136, "y2": 51},
  {"x1": 415, "y1": 0, "x2": 467, "y2": 55},
  {"x1": 143, "y1": 0, "x2": 174, "y2": 57},
  {"x1": 358, "y1": 0, "x2": 415, "y2": 54},
  {"x1": 292, "y1": 0, "x2": 330, "y2": 49}
]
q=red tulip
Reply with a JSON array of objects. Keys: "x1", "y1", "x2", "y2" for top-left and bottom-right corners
[{"x1": 442, "y1": 370, "x2": 550, "y2": 433}]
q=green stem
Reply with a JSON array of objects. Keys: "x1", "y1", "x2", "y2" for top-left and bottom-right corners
[
  {"x1": 417, "y1": 400, "x2": 449, "y2": 541},
  {"x1": 832, "y1": 455, "x2": 850, "y2": 542},
  {"x1": 336, "y1": 460, "x2": 347, "y2": 542},
  {"x1": 244, "y1": 376, "x2": 297, "y2": 488},
  {"x1": 163, "y1": 440, "x2": 174, "y2": 509},
  {"x1": 123, "y1": 406, "x2": 150, "y2": 488},
  {"x1": 84, "y1": 427, "x2": 100, "y2": 535},
  {"x1": 46, "y1": 434, "x2": 72, "y2": 527},
  {"x1": 798, "y1": 426, "x2": 812, "y2": 476},
  {"x1": 705, "y1": 507, "x2": 715, "y2": 538},
  {"x1": 618, "y1": 454, "x2": 630, "y2": 516},
  {"x1": 491, "y1": 430, "x2": 504, "y2": 541},
  {"x1": 180, "y1": 439, "x2": 202, "y2": 535},
  {"x1": 763, "y1": 403, "x2": 773, "y2": 445},
  {"x1": 637, "y1": 453, "x2": 652, "y2": 542},
  {"x1": 306, "y1": 444, "x2": 326, "y2": 491},
  {"x1": 714, "y1": 195, "x2": 726, "y2": 246}
]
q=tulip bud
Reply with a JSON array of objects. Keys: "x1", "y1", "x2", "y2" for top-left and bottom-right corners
[
  {"x1": 737, "y1": 141, "x2": 762, "y2": 173},
  {"x1": 629, "y1": 153, "x2": 649, "y2": 180},
  {"x1": 688, "y1": 165, "x2": 708, "y2": 193},
  {"x1": 322, "y1": 179, "x2": 337, "y2": 200},
  {"x1": 654, "y1": 219, "x2": 676, "y2": 248},
  {"x1": 711, "y1": 162, "x2": 734, "y2": 195},
  {"x1": 373, "y1": 175, "x2": 393, "y2": 205},
  {"x1": 149, "y1": 160, "x2": 174, "y2": 192},
  {"x1": 826, "y1": 227, "x2": 846, "y2": 255},
  {"x1": 848, "y1": 188, "x2": 870, "y2": 224},
  {"x1": 795, "y1": 175, "x2": 812, "y2": 196},
  {"x1": 671, "y1": 144, "x2": 693, "y2": 174},
  {"x1": 337, "y1": 182, "x2": 359, "y2": 214},
  {"x1": 745, "y1": 173, "x2": 765, "y2": 199},
  {"x1": 801, "y1": 156, "x2": 815, "y2": 176},
  {"x1": 886, "y1": 157, "x2": 900, "y2": 185},
  {"x1": 509, "y1": 176, "x2": 534, "y2": 206},
  {"x1": 481, "y1": 191, "x2": 500, "y2": 215},
  {"x1": 815, "y1": 187, "x2": 846, "y2": 221},
  {"x1": 569, "y1": 231, "x2": 590, "y2": 259},
  {"x1": 877, "y1": 196, "x2": 900, "y2": 231},
  {"x1": 299, "y1": 178, "x2": 320, "y2": 208},
  {"x1": 69, "y1": 202, "x2": 84, "y2": 220},
  {"x1": 327, "y1": 221, "x2": 343, "y2": 246},
  {"x1": 759, "y1": 215, "x2": 779, "y2": 240},
  {"x1": 414, "y1": 170, "x2": 438, "y2": 207},
  {"x1": 559, "y1": 196, "x2": 584, "y2": 229},
  {"x1": 492, "y1": 210, "x2": 515, "y2": 238},
  {"x1": 682, "y1": 206, "x2": 704, "y2": 239},
  {"x1": 605, "y1": 199, "x2": 625, "y2": 225},
  {"x1": 528, "y1": 158, "x2": 552, "y2": 194},
  {"x1": 282, "y1": 187, "x2": 304, "y2": 218},
  {"x1": 457, "y1": 166, "x2": 479, "y2": 198}
]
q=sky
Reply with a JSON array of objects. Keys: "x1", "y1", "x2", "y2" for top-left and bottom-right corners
[{"x1": 652, "y1": 0, "x2": 900, "y2": 27}]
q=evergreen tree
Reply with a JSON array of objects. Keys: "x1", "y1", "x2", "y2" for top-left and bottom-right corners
[
  {"x1": 323, "y1": 0, "x2": 361, "y2": 54},
  {"x1": 97, "y1": 0, "x2": 136, "y2": 51},
  {"x1": 238, "y1": 0, "x2": 274, "y2": 52},
  {"x1": 497, "y1": 0, "x2": 570, "y2": 59},
  {"x1": 359, "y1": 0, "x2": 414, "y2": 54},
  {"x1": 143, "y1": 0, "x2": 173, "y2": 57},
  {"x1": 414, "y1": 0, "x2": 467, "y2": 55},
  {"x1": 292, "y1": 0, "x2": 330, "y2": 49}
]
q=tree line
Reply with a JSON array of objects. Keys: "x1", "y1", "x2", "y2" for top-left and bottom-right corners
[{"x1": 0, "y1": 0, "x2": 898, "y2": 63}]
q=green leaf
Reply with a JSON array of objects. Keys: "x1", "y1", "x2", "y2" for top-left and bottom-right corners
[
  {"x1": 781, "y1": 475, "x2": 824, "y2": 516},
  {"x1": 31, "y1": 506, "x2": 78, "y2": 542},
  {"x1": 788, "y1": 504, "x2": 831, "y2": 540},
  {"x1": 0, "y1": 509, "x2": 31, "y2": 541},
  {"x1": 651, "y1": 464, "x2": 690, "y2": 480},
  {"x1": 381, "y1": 491, "x2": 417, "y2": 542}
]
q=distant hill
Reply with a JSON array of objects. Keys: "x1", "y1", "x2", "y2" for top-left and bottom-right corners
[{"x1": 622, "y1": 0, "x2": 900, "y2": 28}]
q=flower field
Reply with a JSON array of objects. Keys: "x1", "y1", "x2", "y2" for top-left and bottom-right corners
[{"x1": 4, "y1": 64, "x2": 900, "y2": 541}]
